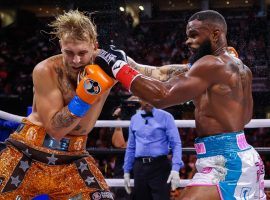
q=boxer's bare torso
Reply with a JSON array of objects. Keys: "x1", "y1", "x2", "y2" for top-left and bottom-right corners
[
  {"x1": 28, "y1": 55, "x2": 109, "y2": 137},
  {"x1": 191, "y1": 52, "x2": 252, "y2": 137},
  {"x1": 27, "y1": 54, "x2": 188, "y2": 139},
  {"x1": 130, "y1": 51, "x2": 253, "y2": 138}
]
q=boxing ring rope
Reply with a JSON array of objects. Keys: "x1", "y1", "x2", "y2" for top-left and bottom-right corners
[
  {"x1": 1, "y1": 110, "x2": 270, "y2": 128},
  {"x1": 87, "y1": 147, "x2": 270, "y2": 155},
  {"x1": 105, "y1": 179, "x2": 191, "y2": 187},
  {"x1": 0, "y1": 110, "x2": 270, "y2": 188}
]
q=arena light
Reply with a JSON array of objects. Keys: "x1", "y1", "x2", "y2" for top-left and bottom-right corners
[
  {"x1": 226, "y1": 1, "x2": 230, "y2": 4},
  {"x1": 245, "y1": 0, "x2": 248, "y2": 3},
  {"x1": 119, "y1": 7, "x2": 125, "y2": 12},
  {"x1": 139, "y1": 6, "x2": 144, "y2": 11}
]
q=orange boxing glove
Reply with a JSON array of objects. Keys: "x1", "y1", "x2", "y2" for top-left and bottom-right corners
[
  {"x1": 68, "y1": 65, "x2": 114, "y2": 117},
  {"x1": 76, "y1": 64, "x2": 114, "y2": 104},
  {"x1": 227, "y1": 46, "x2": 239, "y2": 58}
]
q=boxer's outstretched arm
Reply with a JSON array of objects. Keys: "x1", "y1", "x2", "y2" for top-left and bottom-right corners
[
  {"x1": 95, "y1": 47, "x2": 210, "y2": 108},
  {"x1": 127, "y1": 57, "x2": 189, "y2": 81},
  {"x1": 129, "y1": 56, "x2": 228, "y2": 108}
]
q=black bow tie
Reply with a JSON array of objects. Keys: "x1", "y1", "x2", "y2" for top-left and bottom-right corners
[{"x1": 141, "y1": 112, "x2": 153, "y2": 118}]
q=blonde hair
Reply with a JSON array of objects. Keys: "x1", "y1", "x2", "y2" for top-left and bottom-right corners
[{"x1": 49, "y1": 10, "x2": 97, "y2": 43}]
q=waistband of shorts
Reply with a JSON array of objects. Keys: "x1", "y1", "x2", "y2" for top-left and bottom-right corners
[
  {"x1": 9, "y1": 118, "x2": 88, "y2": 154},
  {"x1": 6, "y1": 139, "x2": 89, "y2": 165},
  {"x1": 194, "y1": 131, "x2": 251, "y2": 158}
]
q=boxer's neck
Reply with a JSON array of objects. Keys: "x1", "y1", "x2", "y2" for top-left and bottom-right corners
[{"x1": 212, "y1": 46, "x2": 227, "y2": 56}]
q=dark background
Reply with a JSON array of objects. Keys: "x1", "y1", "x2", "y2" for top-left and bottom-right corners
[{"x1": 0, "y1": 1, "x2": 270, "y2": 194}]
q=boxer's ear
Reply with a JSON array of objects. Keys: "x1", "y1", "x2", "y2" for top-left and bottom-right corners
[
  {"x1": 59, "y1": 39, "x2": 67, "y2": 54},
  {"x1": 212, "y1": 29, "x2": 220, "y2": 44},
  {"x1": 59, "y1": 39, "x2": 63, "y2": 50},
  {"x1": 94, "y1": 42, "x2": 99, "y2": 50}
]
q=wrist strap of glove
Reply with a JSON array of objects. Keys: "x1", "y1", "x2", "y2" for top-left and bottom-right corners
[
  {"x1": 112, "y1": 60, "x2": 141, "y2": 91},
  {"x1": 68, "y1": 95, "x2": 91, "y2": 117}
]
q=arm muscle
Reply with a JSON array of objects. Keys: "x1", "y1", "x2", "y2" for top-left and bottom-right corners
[
  {"x1": 127, "y1": 56, "x2": 189, "y2": 81},
  {"x1": 33, "y1": 63, "x2": 80, "y2": 139}
]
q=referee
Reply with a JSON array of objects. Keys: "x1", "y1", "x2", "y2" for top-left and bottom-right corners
[{"x1": 123, "y1": 99, "x2": 183, "y2": 200}]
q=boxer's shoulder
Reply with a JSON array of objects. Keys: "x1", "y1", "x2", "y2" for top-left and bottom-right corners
[
  {"x1": 34, "y1": 55, "x2": 63, "y2": 73},
  {"x1": 33, "y1": 54, "x2": 63, "y2": 83},
  {"x1": 189, "y1": 55, "x2": 224, "y2": 75}
]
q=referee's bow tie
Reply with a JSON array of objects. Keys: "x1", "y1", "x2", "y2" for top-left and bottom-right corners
[{"x1": 141, "y1": 112, "x2": 153, "y2": 118}]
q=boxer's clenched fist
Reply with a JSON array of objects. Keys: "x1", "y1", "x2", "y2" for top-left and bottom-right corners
[{"x1": 68, "y1": 65, "x2": 114, "y2": 117}]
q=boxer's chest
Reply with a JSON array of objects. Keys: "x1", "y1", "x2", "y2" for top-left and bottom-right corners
[{"x1": 58, "y1": 75, "x2": 76, "y2": 105}]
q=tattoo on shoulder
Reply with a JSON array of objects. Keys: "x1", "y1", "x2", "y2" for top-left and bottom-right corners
[
  {"x1": 52, "y1": 107, "x2": 77, "y2": 129},
  {"x1": 55, "y1": 67, "x2": 74, "y2": 98},
  {"x1": 55, "y1": 67, "x2": 63, "y2": 78}
]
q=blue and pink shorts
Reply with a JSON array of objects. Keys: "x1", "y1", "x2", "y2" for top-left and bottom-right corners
[{"x1": 189, "y1": 131, "x2": 266, "y2": 200}]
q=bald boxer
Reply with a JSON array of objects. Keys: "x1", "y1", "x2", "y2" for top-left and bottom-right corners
[
  {"x1": 0, "y1": 10, "x2": 189, "y2": 200},
  {"x1": 95, "y1": 10, "x2": 266, "y2": 200}
]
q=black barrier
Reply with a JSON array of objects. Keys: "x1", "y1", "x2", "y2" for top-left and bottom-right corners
[
  {"x1": 0, "y1": 142, "x2": 6, "y2": 151},
  {"x1": 87, "y1": 147, "x2": 270, "y2": 155}
]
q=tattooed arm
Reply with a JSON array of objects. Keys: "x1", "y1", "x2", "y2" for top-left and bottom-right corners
[
  {"x1": 127, "y1": 57, "x2": 189, "y2": 81},
  {"x1": 31, "y1": 60, "x2": 82, "y2": 140}
]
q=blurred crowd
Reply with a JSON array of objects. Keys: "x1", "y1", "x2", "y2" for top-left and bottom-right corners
[
  {"x1": 0, "y1": 8, "x2": 269, "y2": 98},
  {"x1": 0, "y1": 7, "x2": 270, "y2": 197}
]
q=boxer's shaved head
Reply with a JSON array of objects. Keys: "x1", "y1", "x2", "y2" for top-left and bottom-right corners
[{"x1": 188, "y1": 10, "x2": 227, "y2": 35}]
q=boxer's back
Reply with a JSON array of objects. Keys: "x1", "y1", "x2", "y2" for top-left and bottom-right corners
[{"x1": 193, "y1": 53, "x2": 253, "y2": 136}]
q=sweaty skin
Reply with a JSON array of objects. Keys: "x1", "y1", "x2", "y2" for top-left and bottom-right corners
[
  {"x1": 28, "y1": 39, "x2": 188, "y2": 141},
  {"x1": 28, "y1": 54, "x2": 110, "y2": 140},
  {"x1": 129, "y1": 19, "x2": 253, "y2": 138},
  {"x1": 127, "y1": 57, "x2": 189, "y2": 81},
  {"x1": 126, "y1": 18, "x2": 254, "y2": 200}
]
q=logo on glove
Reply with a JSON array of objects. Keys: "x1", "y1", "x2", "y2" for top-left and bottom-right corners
[
  {"x1": 84, "y1": 79, "x2": 101, "y2": 95},
  {"x1": 98, "y1": 50, "x2": 117, "y2": 64}
]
